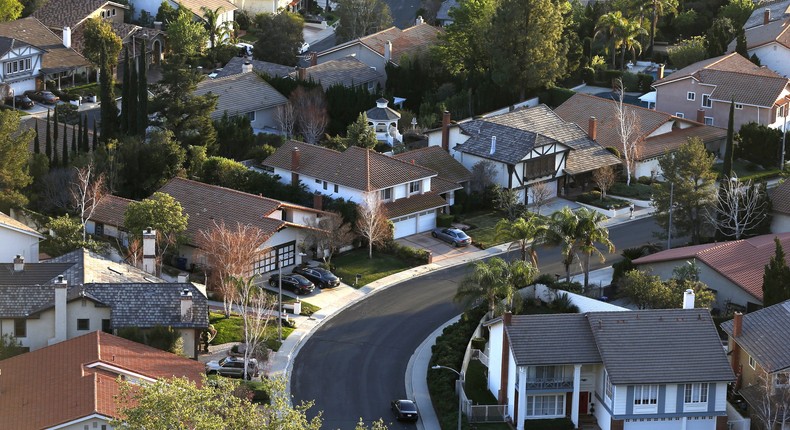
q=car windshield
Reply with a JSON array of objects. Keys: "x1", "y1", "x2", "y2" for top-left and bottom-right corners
[
  {"x1": 218, "y1": 357, "x2": 230, "y2": 366},
  {"x1": 456, "y1": 231, "x2": 469, "y2": 239},
  {"x1": 399, "y1": 401, "x2": 417, "y2": 412}
]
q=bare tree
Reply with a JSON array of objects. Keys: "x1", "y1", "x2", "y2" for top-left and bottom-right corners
[
  {"x1": 592, "y1": 165, "x2": 617, "y2": 199},
  {"x1": 470, "y1": 160, "x2": 497, "y2": 193},
  {"x1": 197, "y1": 221, "x2": 270, "y2": 318},
  {"x1": 125, "y1": 236, "x2": 143, "y2": 267},
  {"x1": 356, "y1": 192, "x2": 390, "y2": 259},
  {"x1": 230, "y1": 275, "x2": 276, "y2": 379},
  {"x1": 39, "y1": 168, "x2": 76, "y2": 213},
  {"x1": 70, "y1": 162, "x2": 107, "y2": 241},
  {"x1": 275, "y1": 102, "x2": 296, "y2": 139},
  {"x1": 290, "y1": 86, "x2": 328, "y2": 145},
  {"x1": 303, "y1": 212, "x2": 355, "y2": 264},
  {"x1": 749, "y1": 370, "x2": 790, "y2": 430},
  {"x1": 493, "y1": 186, "x2": 522, "y2": 220},
  {"x1": 528, "y1": 181, "x2": 553, "y2": 215},
  {"x1": 706, "y1": 175, "x2": 767, "y2": 240},
  {"x1": 613, "y1": 79, "x2": 642, "y2": 186}
]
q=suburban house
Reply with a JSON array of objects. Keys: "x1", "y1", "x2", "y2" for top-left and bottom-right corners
[
  {"x1": 651, "y1": 53, "x2": 790, "y2": 130},
  {"x1": 0, "y1": 211, "x2": 44, "y2": 264},
  {"x1": 728, "y1": 3, "x2": 790, "y2": 78},
  {"x1": 721, "y1": 305, "x2": 790, "y2": 430},
  {"x1": 130, "y1": 0, "x2": 236, "y2": 30},
  {"x1": 631, "y1": 233, "x2": 790, "y2": 312},
  {"x1": 0, "y1": 17, "x2": 90, "y2": 91},
  {"x1": 0, "y1": 330, "x2": 205, "y2": 429},
  {"x1": 393, "y1": 145, "x2": 472, "y2": 207},
  {"x1": 227, "y1": 0, "x2": 300, "y2": 15},
  {"x1": 85, "y1": 194, "x2": 135, "y2": 244},
  {"x1": 263, "y1": 142, "x2": 455, "y2": 238},
  {"x1": 315, "y1": 21, "x2": 441, "y2": 81},
  {"x1": 436, "y1": 0, "x2": 458, "y2": 26},
  {"x1": 194, "y1": 64, "x2": 289, "y2": 134},
  {"x1": 555, "y1": 93, "x2": 728, "y2": 179},
  {"x1": 485, "y1": 309, "x2": 734, "y2": 430},
  {"x1": 770, "y1": 179, "x2": 790, "y2": 233},
  {"x1": 292, "y1": 55, "x2": 385, "y2": 90},
  {"x1": 366, "y1": 98, "x2": 402, "y2": 145},
  {"x1": 213, "y1": 56, "x2": 293, "y2": 79},
  {"x1": 425, "y1": 106, "x2": 621, "y2": 204},
  {"x1": 0, "y1": 36, "x2": 45, "y2": 97},
  {"x1": 0, "y1": 248, "x2": 208, "y2": 357}
]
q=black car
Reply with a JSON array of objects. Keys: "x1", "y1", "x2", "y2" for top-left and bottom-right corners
[
  {"x1": 24, "y1": 90, "x2": 59, "y2": 105},
  {"x1": 5, "y1": 95, "x2": 34, "y2": 109},
  {"x1": 269, "y1": 273, "x2": 315, "y2": 295},
  {"x1": 391, "y1": 399, "x2": 419, "y2": 422},
  {"x1": 293, "y1": 266, "x2": 340, "y2": 288}
]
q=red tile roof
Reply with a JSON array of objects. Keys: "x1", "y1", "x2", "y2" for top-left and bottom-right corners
[
  {"x1": 91, "y1": 194, "x2": 134, "y2": 226},
  {"x1": 633, "y1": 233, "x2": 790, "y2": 301},
  {"x1": 0, "y1": 331, "x2": 204, "y2": 429},
  {"x1": 770, "y1": 179, "x2": 790, "y2": 215},
  {"x1": 393, "y1": 146, "x2": 472, "y2": 184},
  {"x1": 319, "y1": 23, "x2": 441, "y2": 66}
]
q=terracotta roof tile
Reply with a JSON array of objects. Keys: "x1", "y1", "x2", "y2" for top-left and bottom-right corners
[
  {"x1": 90, "y1": 195, "x2": 133, "y2": 226},
  {"x1": 770, "y1": 179, "x2": 790, "y2": 215},
  {"x1": 33, "y1": 0, "x2": 127, "y2": 30},
  {"x1": 393, "y1": 146, "x2": 471, "y2": 184},
  {"x1": 0, "y1": 17, "x2": 89, "y2": 74},
  {"x1": 318, "y1": 23, "x2": 441, "y2": 66},
  {"x1": 0, "y1": 331, "x2": 204, "y2": 428},
  {"x1": 383, "y1": 192, "x2": 448, "y2": 218}
]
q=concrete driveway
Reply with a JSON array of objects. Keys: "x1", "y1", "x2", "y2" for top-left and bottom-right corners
[{"x1": 396, "y1": 232, "x2": 479, "y2": 263}]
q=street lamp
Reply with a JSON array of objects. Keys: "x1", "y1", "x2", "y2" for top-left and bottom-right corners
[{"x1": 432, "y1": 365, "x2": 463, "y2": 430}]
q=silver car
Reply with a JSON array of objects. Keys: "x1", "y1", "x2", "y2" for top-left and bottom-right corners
[
  {"x1": 432, "y1": 227, "x2": 471, "y2": 247},
  {"x1": 205, "y1": 356, "x2": 259, "y2": 379}
]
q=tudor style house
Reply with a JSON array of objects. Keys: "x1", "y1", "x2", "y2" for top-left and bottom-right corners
[
  {"x1": 652, "y1": 53, "x2": 790, "y2": 131},
  {"x1": 426, "y1": 106, "x2": 621, "y2": 204},
  {"x1": 263, "y1": 143, "x2": 459, "y2": 238},
  {"x1": 486, "y1": 310, "x2": 734, "y2": 430},
  {"x1": 728, "y1": 3, "x2": 790, "y2": 78},
  {"x1": 0, "y1": 36, "x2": 44, "y2": 96}
]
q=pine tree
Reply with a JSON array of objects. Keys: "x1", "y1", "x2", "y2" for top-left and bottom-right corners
[
  {"x1": 736, "y1": 30, "x2": 748, "y2": 58},
  {"x1": 137, "y1": 44, "x2": 148, "y2": 135},
  {"x1": 71, "y1": 125, "x2": 77, "y2": 155},
  {"x1": 92, "y1": 119, "x2": 99, "y2": 151},
  {"x1": 120, "y1": 47, "x2": 130, "y2": 133},
  {"x1": 763, "y1": 237, "x2": 790, "y2": 306},
  {"x1": 61, "y1": 122, "x2": 69, "y2": 166},
  {"x1": 33, "y1": 121, "x2": 40, "y2": 154},
  {"x1": 53, "y1": 105, "x2": 59, "y2": 144},
  {"x1": 128, "y1": 57, "x2": 138, "y2": 135},
  {"x1": 82, "y1": 115, "x2": 90, "y2": 152},
  {"x1": 722, "y1": 100, "x2": 735, "y2": 178},
  {"x1": 45, "y1": 109, "x2": 52, "y2": 162}
]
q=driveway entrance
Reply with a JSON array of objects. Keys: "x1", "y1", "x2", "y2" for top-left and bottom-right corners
[{"x1": 395, "y1": 232, "x2": 478, "y2": 263}]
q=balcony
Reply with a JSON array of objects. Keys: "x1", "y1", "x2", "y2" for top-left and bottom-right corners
[{"x1": 525, "y1": 377, "x2": 574, "y2": 390}]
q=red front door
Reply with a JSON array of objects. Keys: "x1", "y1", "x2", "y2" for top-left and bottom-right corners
[{"x1": 580, "y1": 392, "x2": 589, "y2": 415}]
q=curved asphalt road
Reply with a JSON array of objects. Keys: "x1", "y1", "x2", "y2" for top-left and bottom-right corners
[{"x1": 291, "y1": 217, "x2": 664, "y2": 429}]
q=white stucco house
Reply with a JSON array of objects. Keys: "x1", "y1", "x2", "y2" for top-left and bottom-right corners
[
  {"x1": 130, "y1": 0, "x2": 236, "y2": 45},
  {"x1": 0, "y1": 211, "x2": 43, "y2": 264},
  {"x1": 0, "y1": 36, "x2": 44, "y2": 97},
  {"x1": 485, "y1": 310, "x2": 734, "y2": 430},
  {"x1": 728, "y1": 4, "x2": 790, "y2": 78}
]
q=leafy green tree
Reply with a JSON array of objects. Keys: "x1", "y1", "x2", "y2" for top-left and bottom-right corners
[
  {"x1": 455, "y1": 257, "x2": 537, "y2": 316},
  {"x1": 252, "y1": 12, "x2": 304, "y2": 67},
  {"x1": 124, "y1": 192, "x2": 188, "y2": 267},
  {"x1": 595, "y1": 11, "x2": 627, "y2": 69},
  {"x1": 718, "y1": 0, "x2": 753, "y2": 28},
  {"x1": 0, "y1": 110, "x2": 35, "y2": 208},
  {"x1": 722, "y1": 100, "x2": 735, "y2": 178},
  {"x1": 214, "y1": 112, "x2": 254, "y2": 159},
  {"x1": 156, "y1": 0, "x2": 179, "y2": 28},
  {"x1": 706, "y1": 17, "x2": 736, "y2": 57},
  {"x1": 0, "y1": 0, "x2": 23, "y2": 22},
  {"x1": 201, "y1": 6, "x2": 233, "y2": 49},
  {"x1": 44, "y1": 215, "x2": 106, "y2": 256},
  {"x1": 736, "y1": 122, "x2": 782, "y2": 169},
  {"x1": 166, "y1": 6, "x2": 208, "y2": 61},
  {"x1": 334, "y1": 0, "x2": 392, "y2": 43},
  {"x1": 0, "y1": 333, "x2": 24, "y2": 360},
  {"x1": 494, "y1": 214, "x2": 548, "y2": 266},
  {"x1": 762, "y1": 237, "x2": 790, "y2": 307},
  {"x1": 345, "y1": 112, "x2": 377, "y2": 149},
  {"x1": 644, "y1": 0, "x2": 677, "y2": 55},
  {"x1": 436, "y1": 0, "x2": 497, "y2": 78},
  {"x1": 735, "y1": 30, "x2": 748, "y2": 58},
  {"x1": 489, "y1": 0, "x2": 568, "y2": 99},
  {"x1": 619, "y1": 268, "x2": 715, "y2": 309},
  {"x1": 82, "y1": 17, "x2": 122, "y2": 141},
  {"x1": 653, "y1": 137, "x2": 717, "y2": 244},
  {"x1": 575, "y1": 207, "x2": 614, "y2": 290},
  {"x1": 117, "y1": 130, "x2": 186, "y2": 199},
  {"x1": 668, "y1": 36, "x2": 708, "y2": 68},
  {"x1": 199, "y1": 156, "x2": 249, "y2": 189},
  {"x1": 547, "y1": 206, "x2": 580, "y2": 282}
]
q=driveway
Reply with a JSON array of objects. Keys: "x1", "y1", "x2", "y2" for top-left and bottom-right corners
[{"x1": 396, "y1": 232, "x2": 478, "y2": 262}]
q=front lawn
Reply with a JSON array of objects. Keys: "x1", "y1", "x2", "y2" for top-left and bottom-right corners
[
  {"x1": 332, "y1": 248, "x2": 416, "y2": 287},
  {"x1": 712, "y1": 159, "x2": 782, "y2": 181},
  {"x1": 261, "y1": 290, "x2": 320, "y2": 316},
  {"x1": 458, "y1": 210, "x2": 507, "y2": 249},
  {"x1": 608, "y1": 182, "x2": 653, "y2": 200},
  {"x1": 240, "y1": 32, "x2": 257, "y2": 42},
  {"x1": 576, "y1": 191, "x2": 630, "y2": 209},
  {"x1": 209, "y1": 312, "x2": 293, "y2": 351}
]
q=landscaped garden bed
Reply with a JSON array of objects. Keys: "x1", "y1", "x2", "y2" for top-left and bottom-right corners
[
  {"x1": 608, "y1": 182, "x2": 653, "y2": 200},
  {"x1": 575, "y1": 191, "x2": 630, "y2": 209}
]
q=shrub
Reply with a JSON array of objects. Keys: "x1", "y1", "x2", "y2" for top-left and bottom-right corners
[
  {"x1": 581, "y1": 66, "x2": 595, "y2": 83},
  {"x1": 600, "y1": 69, "x2": 624, "y2": 87},
  {"x1": 637, "y1": 73, "x2": 654, "y2": 93},
  {"x1": 609, "y1": 182, "x2": 653, "y2": 200},
  {"x1": 437, "y1": 214, "x2": 454, "y2": 228},
  {"x1": 576, "y1": 191, "x2": 630, "y2": 209},
  {"x1": 545, "y1": 87, "x2": 576, "y2": 108},
  {"x1": 637, "y1": 176, "x2": 653, "y2": 185},
  {"x1": 471, "y1": 337, "x2": 486, "y2": 350},
  {"x1": 549, "y1": 292, "x2": 580, "y2": 313},
  {"x1": 605, "y1": 146, "x2": 621, "y2": 158},
  {"x1": 381, "y1": 241, "x2": 430, "y2": 265},
  {"x1": 533, "y1": 273, "x2": 558, "y2": 287},
  {"x1": 526, "y1": 418, "x2": 575, "y2": 430},
  {"x1": 622, "y1": 72, "x2": 639, "y2": 92},
  {"x1": 553, "y1": 281, "x2": 583, "y2": 294}
]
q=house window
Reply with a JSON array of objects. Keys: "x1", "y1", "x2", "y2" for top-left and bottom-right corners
[
  {"x1": 735, "y1": 103, "x2": 743, "y2": 110},
  {"x1": 315, "y1": 179, "x2": 321, "y2": 184},
  {"x1": 775, "y1": 373, "x2": 790, "y2": 387},
  {"x1": 245, "y1": 111, "x2": 255, "y2": 122},
  {"x1": 14, "y1": 318, "x2": 26, "y2": 337},
  {"x1": 749, "y1": 355, "x2": 756, "y2": 369},
  {"x1": 525, "y1": 394, "x2": 565, "y2": 417},
  {"x1": 95, "y1": 223, "x2": 104, "y2": 237},
  {"x1": 323, "y1": 181, "x2": 328, "y2": 190},
  {"x1": 4, "y1": 58, "x2": 32, "y2": 75},
  {"x1": 333, "y1": 184, "x2": 338, "y2": 193},
  {"x1": 704, "y1": 117, "x2": 714, "y2": 126},
  {"x1": 112, "y1": 8, "x2": 116, "y2": 15},
  {"x1": 254, "y1": 241, "x2": 296, "y2": 273},
  {"x1": 779, "y1": 105, "x2": 787, "y2": 118},
  {"x1": 102, "y1": 319, "x2": 112, "y2": 333},
  {"x1": 604, "y1": 369, "x2": 613, "y2": 400},
  {"x1": 702, "y1": 94, "x2": 712, "y2": 108},
  {"x1": 684, "y1": 383, "x2": 708, "y2": 404},
  {"x1": 633, "y1": 385, "x2": 658, "y2": 406},
  {"x1": 77, "y1": 319, "x2": 90, "y2": 330},
  {"x1": 381, "y1": 187, "x2": 392, "y2": 200},
  {"x1": 687, "y1": 92, "x2": 696, "y2": 101},
  {"x1": 101, "y1": 10, "x2": 105, "y2": 17},
  {"x1": 675, "y1": 112, "x2": 685, "y2": 118},
  {"x1": 409, "y1": 181, "x2": 421, "y2": 194},
  {"x1": 523, "y1": 154, "x2": 556, "y2": 180},
  {"x1": 528, "y1": 365, "x2": 564, "y2": 381}
]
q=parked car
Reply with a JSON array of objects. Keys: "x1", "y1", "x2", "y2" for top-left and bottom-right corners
[
  {"x1": 5, "y1": 95, "x2": 34, "y2": 109},
  {"x1": 293, "y1": 266, "x2": 340, "y2": 288},
  {"x1": 299, "y1": 41, "x2": 310, "y2": 54},
  {"x1": 205, "y1": 356, "x2": 259, "y2": 379},
  {"x1": 24, "y1": 90, "x2": 59, "y2": 105},
  {"x1": 432, "y1": 227, "x2": 471, "y2": 247},
  {"x1": 269, "y1": 273, "x2": 315, "y2": 295},
  {"x1": 236, "y1": 42, "x2": 253, "y2": 57},
  {"x1": 391, "y1": 399, "x2": 419, "y2": 422}
]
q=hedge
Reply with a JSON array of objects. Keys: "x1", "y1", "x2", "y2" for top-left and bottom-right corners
[
  {"x1": 437, "y1": 214, "x2": 454, "y2": 228},
  {"x1": 608, "y1": 182, "x2": 653, "y2": 200},
  {"x1": 576, "y1": 191, "x2": 630, "y2": 209}
]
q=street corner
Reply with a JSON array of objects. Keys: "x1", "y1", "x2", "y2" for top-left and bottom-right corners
[{"x1": 395, "y1": 232, "x2": 479, "y2": 263}]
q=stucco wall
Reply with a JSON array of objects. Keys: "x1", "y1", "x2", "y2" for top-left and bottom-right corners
[
  {"x1": 0, "y1": 228, "x2": 40, "y2": 263},
  {"x1": 751, "y1": 44, "x2": 790, "y2": 78}
]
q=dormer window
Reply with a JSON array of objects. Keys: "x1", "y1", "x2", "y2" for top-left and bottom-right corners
[
  {"x1": 381, "y1": 187, "x2": 392, "y2": 200},
  {"x1": 409, "y1": 181, "x2": 421, "y2": 194}
]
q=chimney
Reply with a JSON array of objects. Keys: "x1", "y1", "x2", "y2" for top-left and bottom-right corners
[
  {"x1": 682, "y1": 289, "x2": 695, "y2": 309},
  {"x1": 13, "y1": 255, "x2": 24, "y2": 272},
  {"x1": 658, "y1": 63, "x2": 665, "y2": 80},
  {"x1": 142, "y1": 228, "x2": 157, "y2": 275},
  {"x1": 310, "y1": 52, "x2": 317, "y2": 67},
  {"x1": 180, "y1": 289, "x2": 193, "y2": 322},
  {"x1": 415, "y1": 15, "x2": 424, "y2": 25},
  {"x1": 489, "y1": 136, "x2": 496, "y2": 155},
  {"x1": 313, "y1": 193, "x2": 323, "y2": 210},
  {"x1": 62, "y1": 26, "x2": 71, "y2": 48},
  {"x1": 503, "y1": 311, "x2": 512, "y2": 326},
  {"x1": 153, "y1": 21, "x2": 162, "y2": 30},
  {"x1": 441, "y1": 111, "x2": 451, "y2": 152},
  {"x1": 291, "y1": 147, "x2": 301, "y2": 170},
  {"x1": 733, "y1": 312, "x2": 743, "y2": 337},
  {"x1": 242, "y1": 61, "x2": 253, "y2": 73},
  {"x1": 384, "y1": 40, "x2": 392, "y2": 63},
  {"x1": 297, "y1": 66, "x2": 307, "y2": 81},
  {"x1": 53, "y1": 275, "x2": 68, "y2": 344},
  {"x1": 764, "y1": 8, "x2": 771, "y2": 25},
  {"x1": 588, "y1": 116, "x2": 598, "y2": 140},
  {"x1": 696, "y1": 108, "x2": 706, "y2": 123},
  {"x1": 731, "y1": 311, "x2": 743, "y2": 374}
]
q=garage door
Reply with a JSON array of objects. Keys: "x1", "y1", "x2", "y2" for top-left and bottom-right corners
[
  {"x1": 417, "y1": 210, "x2": 436, "y2": 233},
  {"x1": 392, "y1": 215, "x2": 418, "y2": 238},
  {"x1": 624, "y1": 417, "x2": 713, "y2": 430}
]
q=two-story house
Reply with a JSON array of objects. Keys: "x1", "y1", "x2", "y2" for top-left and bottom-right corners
[
  {"x1": 263, "y1": 142, "x2": 455, "y2": 238},
  {"x1": 426, "y1": 106, "x2": 621, "y2": 204},
  {"x1": 486, "y1": 309, "x2": 734, "y2": 430},
  {"x1": 727, "y1": 4, "x2": 790, "y2": 78},
  {"x1": 556, "y1": 93, "x2": 728, "y2": 179},
  {"x1": 0, "y1": 211, "x2": 43, "y2": 264},
  {"x1": 129, "y1": 0, "x2": 236, "y2": 46},
  {"x1": 721, "y1": 306, "x2": 790, "y2": 430},
  {"x1": 652, "y1": 53, "x2": 790, "y2": 131},
  {"x1": 0, "y1": 36, "x2": 44, "y2": 96},
  {"x1": 291, "y1": 55, "x2": 385, "y2": 91}
]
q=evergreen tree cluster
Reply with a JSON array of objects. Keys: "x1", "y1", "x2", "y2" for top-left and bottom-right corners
[
  {"x1": 39, "y1": 106, "x2": 96, "y2": 170},
  {"x1": 119, "y1": 46, "x2": 149, "y2": 136},
  {"x1": 763, "y1": 237, "x2": 790, "y2": 307}
]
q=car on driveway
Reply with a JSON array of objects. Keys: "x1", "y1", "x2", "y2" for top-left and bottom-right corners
[
  {"x1": 269, "y1": 273, "x2": 315, "y2": 295},
  {"x1": 5, "y1": 95, "x2": 34, "y2": 109},
  {"x1": 205, "y1": 356, "x2": 259, "y2": 379},
  {"x1": 24, "y1": 90, "x2": 59, "y2": 105},
  {"x1": 293, "y1": 266, "x2": 340, "y2": 288},
  {"x1": 299, "y1": 41, "x2": 310, "y2": 54},
  {"x1": 391, "y1": 399, "x2": 419, "y2": 421},
  {"x1": 432, "y1": 227, "x2": 471, "y2": 247}
]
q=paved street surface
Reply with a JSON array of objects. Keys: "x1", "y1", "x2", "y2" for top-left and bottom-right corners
[{"x1": 384, "y1": 0, "x2": 422, "y2": 28}]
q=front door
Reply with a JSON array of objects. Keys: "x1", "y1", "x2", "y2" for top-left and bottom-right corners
[{"x1": 580, "y1": 392, "x2": 589, "y2": 415}]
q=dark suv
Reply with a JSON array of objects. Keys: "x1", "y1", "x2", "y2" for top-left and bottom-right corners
[
  {"x1": 293, "y1": 266, "x2": 340, "y2": 288},
  {"x1": 269, "y1": 273, "x2": 315, "y2": 295},
  {"x1": 205, "y1": 356, "x2": 259, "y2": 379},
  {"x1": 24, "y1": 90, "x2": 59, "y2": 105}
]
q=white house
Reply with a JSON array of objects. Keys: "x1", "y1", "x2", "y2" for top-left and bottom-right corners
[
  {"x1": 0, "y1": 36, "x2": 44, "y2": 96},
  {"x1": 770, "y1": 165, "x2": 790, "y2": 233},
  {"x1": 728, "y1": 5, "x2": 790, "y2": 78},
  {"x1": 485, "y1": 309, "x2": 734, "y2": 430},
  {"x1": 130, "y1": 0, "x2": 236, "y2": 43},
  {"x1": 0, "y1": 211, "x2": 43, "y2": 264}
]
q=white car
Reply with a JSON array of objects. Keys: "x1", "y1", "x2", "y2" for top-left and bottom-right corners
[
  {"x1": 205, "y1": 356, "x2": 259, "y2": 379},
  {"x1": 299, "y1": 41, "x2": 310, "y2": 54},
  {"x1": 235, "y1": 42, "x2": 253, "y2": 57}
]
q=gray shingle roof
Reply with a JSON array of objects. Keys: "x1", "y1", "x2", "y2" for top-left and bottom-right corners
[
  {"x1": 46, "y1": 249, "x2": 165, "y2": 285},
  {"x1": 588, "y1": 309, "x2": 734, "y2": 384},
  {"x1": 0, "y1": 36, "x2": 31, "y2": 58},
  {"x1": 721, "y1": 300, "x2": 790, "y2": 373},
  {"x1": 214, "y1": 56, "x2": 294, "y2": 79},
  {"x1": 506, "y1": 314, "x2": 601, "y2": 366},
  {"x1": 293, "y1": 56, "x2": 383, "y2": 89},
  {"x1": 0, "y1": 263, "x2": 74, "y2": 286},
  {"x1": 436, "y1": 0, "x2": 458, "y2": 21},
  {"x1": 194, "y1": 70, "x2": 288, "y2": 120},
  {"x1": 32, "y1": 0, "x2": 127, "y2": 29},
  {"x1": 393, "y1": 146, "x2": 472, "y2": 184},
  {"x1": 744, "y1": 0, "x2": 790, "y2": 29},
  {"x1": 366, "y1": 98, "x2": 401, "y2": 121}
]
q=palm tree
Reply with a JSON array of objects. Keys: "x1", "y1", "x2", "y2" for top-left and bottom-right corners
[
  {"x1": 547, "y1": 207, "x2": 581, "y2": 283},
  {"x1": 202, "y1": 6, "x2": 233, "y2": 49},
  {"x1": 645, "y1": 0, "x2": 678, "y2": 55},
  {"x1": 454, "y1": 258, "x2": 538, "y2": 317},
  {"x1": 619, "y1": 19, "x2": 648, "y2": 70},
  {"x1": 575, "y1": 208, "x2": 615, "y2": 291},
  {"x1": 595, "y1": 11, "x2": 627, "y2": 69},
  {"x1": 494, "y1": 214, "x2": 549, "y2": 266}
]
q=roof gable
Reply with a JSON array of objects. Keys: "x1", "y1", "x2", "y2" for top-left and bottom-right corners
[
  {"x1": 194, "y1": 71, "x2": 288, "y2": 120},
  {"x1": 0, "y1": 211, "x2": 44, "y2": 239},
  {"x1": 0, "y1": 17, "x2": 89, "y2": 73},
  {"x1": 721, "y1": 300, "x2": 790, "y2": 373},
  {"x1": 318, "y1": 23, "x2": 441, "y2": 66},
  {"x1": 505, "y1": 314, "x2": 601, "y2": 366},
  {"x1": 293, "y1": 56, "x2": 383, "y2": 88}
]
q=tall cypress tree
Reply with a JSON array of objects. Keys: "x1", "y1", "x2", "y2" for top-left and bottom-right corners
[
  {"x1": 129, "y1": 58, "x2": 138, "y2": 135},
  {"x1": 71, "y1": 125, "x2": 77, "y2": 154},
  {"x1": 137, "y1": 44, "x2": 148, "y2": 135},
  {"x1": 120, "y1": 47, "x2": 130, "y2": 133},
  {"x1": 53, "y1": 104, "x2": 59, "y2": 144},
  {"x1": 34, "y1": 121, "x2": 40, "y2": 154},
  {"x1": 763, "y1": 237, "x2": 790, "y2": 306},
  {"x1": 92, "y1": 118, "x2": 99, "y2": 151},
  {"x1": 77, "y1": 115, "x2": 83, "y2": 153},
  {"x1": 82, "y1": 115, "x2": 90, "y2": 152},
  {"x1": 45, "y1": 109, "x2": 52, "y2": 162},
  {"x1": 722, "y1": 100, "x2": 735, "y2": 178},
  {"x1": 62, "y1": 122, "x2": 69, "y2": 166}
]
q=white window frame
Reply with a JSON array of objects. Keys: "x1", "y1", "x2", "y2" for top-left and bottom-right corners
[
  {"x1": 735, "y1": 103, "x2": 743, "y2": 110},
  {"x1": 409, "y1": 181, "x2": 421, "y2": 194},
  {"x1": 675, "y1": 112, "x2": 685, "y2": 118},
  {"x1": 604, "y1": 369, "x2": 613, "y2": 402},
  {"x1": 684, "y1": 383, "x2": 708, "y2": 412},
  {"x1": 749, "y1": 355, "x2": 757, "y2": 370},
  {"x1": 687, "y1": 92, "x2": 696, "y2": 101},
  {"x1": 704, "y1": 117, "x2": 714, "y2": 126},
  {"x1": 775, "y1": 372, "x2": 790, "y2": 387},
  {"x1": 633, "y1": 385, "x2": 659, "y2": 413},
  {"x1": 702, "y1": 94, "x2": 712, "y2": 108},
  {"x1": 525, "y1": 394, "x2": 565, "y2": 417},
  {"x1": 380, "y1": 187, "x2": 392, "y2": 201}
]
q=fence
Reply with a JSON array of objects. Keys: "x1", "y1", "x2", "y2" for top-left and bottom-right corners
[{"x1": 457, "y1": 314, "x2": 508, "y2": 423}]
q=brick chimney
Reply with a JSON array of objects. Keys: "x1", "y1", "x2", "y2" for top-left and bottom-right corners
[
  {"x1": 588, "y1": 116, "x2": 598, "y2": 140},
  {"x1": 13, "y1": 255, "x2": 24, "y2": 272},
  {"x1": 313, "y1": 193, "x2": 323, "y2": 210},
  {"x1": 731, "y1": 312, "x2": 743, "y2": 374},
  {"x1": 180, "y1": 289, "x2": 193, "y2": 322},
  {"x1": 441, "y1": 111, "x2": 451, "y2": 152},
  {"x1": 658, "y1": 63, "x2": 665, "y2": 80},
  {"x1": 415, "y1": 15, "x2": 424, "y2": 25},
  {"x1": 310, "y1": 52, "x2": 318, "y2": 67},
  {"x1": 696, "y1": 109, "x2": 706, "y2": 123},
  {"x1": 764, "y1": 8, "x2": 771, "y2": 25},
  {"x1": 297, "y1": 66, "x2": 307, "y2": 81},
  {"x1": 499, "y1": 311, "x2": 512, "y2": 405},
  {"x1": 384, "y1": 40, "x2": 392, "y2": 63},
  {"x1": 52, "y1": 275, "x2": 68, "y2": 344},
  {"x1": 142, "y1": 228, "x2": 157, "y2": 275},
  {"x1": 291, "y1": 147, "x2": 301, "y2": 187}
]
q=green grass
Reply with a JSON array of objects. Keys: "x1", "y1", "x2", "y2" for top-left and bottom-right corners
[
  {"x1": 460, "y1": 211, "x2": 507, "y2": 249},
  {"x1": 712, "y1": 159, "x2": 782, "y2": 181},
  {"x1": 332, "y1": 248, "x2": 416, "y2": 287},
  {"x1": 240, "y1": 33, "x2": 257, "y2": 42},
  {"x1": 608, "y1": 182, "x2": 653, "y2": 200},
  {"x1": 261, "y1": 290, "x2": 319, "y2": 316},
  {"x1": 464, "y1": 360, "x2": 498, "y2": 404},
  {"x1": 209, "y1": 312, "x2": 293, "y2": 351}
]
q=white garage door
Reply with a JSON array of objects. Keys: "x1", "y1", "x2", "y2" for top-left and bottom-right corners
[
  {"x1": 392, "y1": 215, "x2": 418, "y2": 238},
  {"x1": 417, "y1": 210, "x2": 437, "y2": 233},
  {"x1": 624, "y1": 417, "x2": 715, "y2": 430}
]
